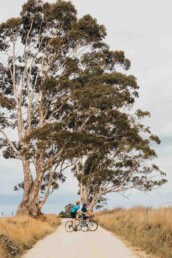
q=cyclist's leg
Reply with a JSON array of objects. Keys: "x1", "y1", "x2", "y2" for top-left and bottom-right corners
[
  {"x1": 72, "y1": 213, "x2": 78, "y2": 230},
  {"x1": 71, "y1": 212, "x2": 76, "y2": 228}
]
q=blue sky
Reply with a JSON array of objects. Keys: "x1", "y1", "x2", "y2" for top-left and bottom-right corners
[{"x1": 0, "y1": 0, "x2": 172, "y2": 215}]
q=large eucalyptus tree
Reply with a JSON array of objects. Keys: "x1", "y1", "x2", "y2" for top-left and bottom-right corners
[
  {"x1": 0, "y1": 0, "x2": 166, "y2": 216},
  {"x1": 0, "y1": 0, "x2": 108, "y2": 215}
]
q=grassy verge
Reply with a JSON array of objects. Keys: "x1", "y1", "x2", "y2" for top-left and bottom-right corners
[
  {"x1": 0, "y1": 214, "x2": 61, "y2": 258},
  {"x1": 95, "y1": 207, "x2": 172, "y2": 258}
]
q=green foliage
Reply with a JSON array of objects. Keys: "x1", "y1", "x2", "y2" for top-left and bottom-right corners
[{"x1": 0, "y1": 93, "x2": 15, "y2": 110}]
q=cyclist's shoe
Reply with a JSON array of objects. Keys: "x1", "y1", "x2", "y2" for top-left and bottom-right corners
[{"x1": 73, "y1": 226, "x2": 77, "y2": 231}]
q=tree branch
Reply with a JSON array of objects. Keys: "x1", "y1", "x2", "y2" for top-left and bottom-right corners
[{"x1": 0, "y1": 128, "x2": 21, "y2": 158}]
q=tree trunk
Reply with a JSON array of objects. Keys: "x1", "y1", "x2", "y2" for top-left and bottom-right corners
[
  {"x1": 88, "y1": 195, "x2": 100, "y2": 211},
  {"x1": 16, "y1": 160, "x2": 43, "y2": 216},
  {"x1": 80, "y1": 183, "x2": 90, "y2": 204},
  {"x1": 79, "y1": 183, "x2": 100, "y2": 210},
  {"x1": 16, "y1": 160, "x2": 33, "y2": 215},
  {"x1": 28, "y1": 179, "x2": 41, "y2": 216},
  {"x1": 16, "y1": 179, "x2": 42, "y2": 216}
]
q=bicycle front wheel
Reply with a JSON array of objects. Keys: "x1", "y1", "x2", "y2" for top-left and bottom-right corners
[
  {"x1": 88, "y1": 220, "x2": 98, "y2": 231},
  {"x1": 65, "y1": 220, "x2": 74, "y2": 232},
  {"x1": 81, "y1": 221, "x2": 89, "y2": 232}
]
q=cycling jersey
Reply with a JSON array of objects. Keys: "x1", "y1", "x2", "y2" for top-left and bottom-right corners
[{"x1": 71, "y1": 204, "x2": 80, "y2": 213}]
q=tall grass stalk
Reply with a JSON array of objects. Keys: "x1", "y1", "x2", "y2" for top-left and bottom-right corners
[
  {"x1": 0, "y1": 214, "x2": 61, "y2": 258},
  {"x1": 96, "y1": 207, "x2": 172, "y2": 258}
]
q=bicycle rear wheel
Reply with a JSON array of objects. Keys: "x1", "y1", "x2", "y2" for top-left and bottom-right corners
[
  {"x1": 75, "y1": 219, "x2": 81, "y2": 231},
  {"x1": 65, "y1": 219, "x2": 81, "y2": 232},
  {"x1": 65, "y1": 220, "x2": 74, "y2": 232},
  {"x1": 88, "y1": 220, "x2": 98, "y2": 231}
]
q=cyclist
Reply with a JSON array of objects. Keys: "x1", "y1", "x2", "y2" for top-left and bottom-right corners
[
  {"x1": 71, "y1": 200, "x2": 80, "y2": 230},
  {"x1": 81, "y1": 203, "x2": 92, "y2": 220}
]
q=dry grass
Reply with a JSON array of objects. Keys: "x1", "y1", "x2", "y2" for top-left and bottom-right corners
[
  {"x1": 95, "y1": 207, "x2": 172, "y2": 258},
  {"x1": 0, "y1": 243, "x2": 6, "y2": 258},
  {"x1": 0, "y1": 214, "x2": 61, "y2": 258}
]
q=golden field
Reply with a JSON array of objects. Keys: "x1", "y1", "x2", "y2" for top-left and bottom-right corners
[
  {"x1": 0, "y1": 214, "x2": 61, "y2": 258},
  {"x1": 95, "y1": 207, "x2": 172, "y2": 258}
]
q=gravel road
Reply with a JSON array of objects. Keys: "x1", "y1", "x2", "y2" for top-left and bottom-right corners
[{"x1": 22, "y1": 219, "x2": 138, "y2": 258}]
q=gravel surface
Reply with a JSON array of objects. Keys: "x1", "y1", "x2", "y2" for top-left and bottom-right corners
[{"x1": 22, "y1": 219, "x2": 138, "y2": 258}]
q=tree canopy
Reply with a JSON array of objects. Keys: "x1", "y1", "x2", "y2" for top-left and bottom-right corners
[{"x1": 72, "y1": 109, "x2": 166, "y2": 209}]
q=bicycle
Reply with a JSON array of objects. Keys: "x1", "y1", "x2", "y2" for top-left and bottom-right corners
[
  {"x1": 65, "y1": 215, "x2": 98, "y2": 232},
  {"x1": 79, "y1": 215, "x2": 98, "y2": 232}
]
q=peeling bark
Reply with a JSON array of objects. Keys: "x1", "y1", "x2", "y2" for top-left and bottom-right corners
[{"x1": 17, "y1": 179, "x2": 42, "y2": 216}]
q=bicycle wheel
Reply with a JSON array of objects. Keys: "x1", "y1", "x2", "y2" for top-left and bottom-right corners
[
  {"x1": 81, "y1": 221, "x2": 89, "y2": 232},
  {"x1": 88, "y1": 220, "x2": 98, "y2": 231},
  {"x1": 75, "y1": 219, "x2": 82, "y2": 231},
  {"x1": 65, "y1": 220, "x2": 74, "y2": 232}
]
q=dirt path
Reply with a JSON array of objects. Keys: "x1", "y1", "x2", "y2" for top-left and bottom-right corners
[{"x1": 22, "y1": 219, "x2": 139, "y2": 258}]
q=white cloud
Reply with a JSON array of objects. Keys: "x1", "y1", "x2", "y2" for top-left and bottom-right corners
[{"x1": 156, "y1": 35, "x2": 172, "y2": 52}]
